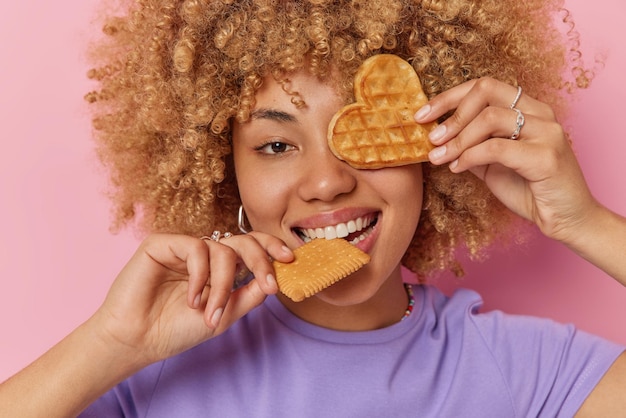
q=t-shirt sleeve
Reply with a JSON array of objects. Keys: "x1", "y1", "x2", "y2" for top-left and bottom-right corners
[
  {"x1": 79, "y1": 387, "x2": 126, "y2": 417},
  {"x1": 467, "y1": 304, "x2": 624, "y2": 417},
  {"x1": 78, "y1": 361, "x2": 165, "y2": 417}
]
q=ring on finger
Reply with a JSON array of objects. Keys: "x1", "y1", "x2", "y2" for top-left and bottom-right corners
[
  {"x1": 200, "y1": 230, "x2": 233, "y2": 243},
  {"x1": 510, "y1": 108, "x2": 525, "y2": 140},
  {"x1": 509, "y1": 85, "x2": 523, "y2": 109}
]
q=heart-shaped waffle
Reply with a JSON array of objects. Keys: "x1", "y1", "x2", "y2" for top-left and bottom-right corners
[{"x1": 328, "y1": 54, "x2": 437, "y2": 169}]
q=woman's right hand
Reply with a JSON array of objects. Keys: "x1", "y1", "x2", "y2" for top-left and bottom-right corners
[
  {"x1": 91, "y1": 232, "x2": 293, "y2": 367},
  {"x1": 0, "y1": 232, "x2": 293, "y2": 417}
]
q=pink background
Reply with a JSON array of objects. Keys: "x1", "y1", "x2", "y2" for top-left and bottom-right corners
[{"x1": 1, "y1": 1, "x2": 625, "y2": 381}]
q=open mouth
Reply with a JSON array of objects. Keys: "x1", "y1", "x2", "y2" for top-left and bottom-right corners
[{"x1": 294, "y1": 213, "x2": 379, "y2": 245}]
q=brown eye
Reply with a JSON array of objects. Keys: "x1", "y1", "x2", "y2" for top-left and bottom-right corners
[
  {"x1": 256, "y1": 141, "x2": 295, "y2": 155},
  {"x1": 269, "y1": 142, "x2": 287, "y2": 153}
]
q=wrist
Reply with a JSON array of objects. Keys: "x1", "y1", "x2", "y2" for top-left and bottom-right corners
[
  {"x1": 551, "y1": 200, "x2": 604, "y2": 247},
  {"x1": 86, "y1": 309, "x2": 154, "y2": 374},
  {"x1": 0, "y1": 314, "x2": 149, "y2": 418},
  {"x1": 556, "y1": 202, "x2": 626, "y2": 283}
]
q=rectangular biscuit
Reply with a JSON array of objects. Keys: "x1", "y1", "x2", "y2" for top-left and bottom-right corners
[{"x1": 273, "y1": 239, "x2": 370, "y2": 302}]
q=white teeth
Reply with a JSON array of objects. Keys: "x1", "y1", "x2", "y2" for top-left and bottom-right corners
[
  {"x1": 324, "y1": 225, "x2": 338, "y2": 240},
  {"x1": 297, "y1": 215, "x2": 375, "y2": 241},
  {"x1": 336, "y1": 223, "x2": 349, "y2": 238},
  {"x1": 349, "y1": 228, "x2": 371, "y2": 245}
]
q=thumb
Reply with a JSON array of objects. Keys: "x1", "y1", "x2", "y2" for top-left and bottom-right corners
[{"x1": 215, "y1": 277, "x2": 273, "y2": 332}]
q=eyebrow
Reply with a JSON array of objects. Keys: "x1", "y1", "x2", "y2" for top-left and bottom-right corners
[{"x1": 250, "y1": 108, "x2": 297, "y2": 123}]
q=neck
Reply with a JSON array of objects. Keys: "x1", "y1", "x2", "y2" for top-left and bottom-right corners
[{"x1": 276, "y1": 266, "x2": 409, "y2": 331}]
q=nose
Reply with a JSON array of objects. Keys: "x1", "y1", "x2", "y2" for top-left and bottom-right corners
[{"x1": 297, "y1": 144, "x2": 357, "y2": 203}]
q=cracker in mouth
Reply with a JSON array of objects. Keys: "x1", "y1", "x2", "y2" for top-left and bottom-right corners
[{"x1": 273, "y1": 238, "x2": 370, "y2": 302}]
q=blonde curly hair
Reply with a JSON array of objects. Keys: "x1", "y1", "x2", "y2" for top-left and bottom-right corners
[{"x1": 86, "y1": 0, "x2": 590, "y2": 280}]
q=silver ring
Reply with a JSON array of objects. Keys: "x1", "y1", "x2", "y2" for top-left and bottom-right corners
[
  {"x1": 200, "y1": 231, "x2": 233, "y2": 243},
  {"x1": 510, "y1": 108, "x2": 525, "y2": 140},
  {"x1": 509, "y1": 86, "x2": 522, "y2": 109}
]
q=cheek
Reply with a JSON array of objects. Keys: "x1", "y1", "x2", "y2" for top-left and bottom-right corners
[
  {"x1": 234, "y1": 162, "x2": 289, "y2": 233},
  {"x1": 380, "y1": 164, "x2": 423, "y2": 208},
  {"x1": 407, "y1": 167, "x2": 424, "y2": 215},
  {"x1": 386, "y1": 167, "x2": 424, "y2": 265},
  {"x1": 386, "y1": 165, "x2": 424, "y2": 230}
]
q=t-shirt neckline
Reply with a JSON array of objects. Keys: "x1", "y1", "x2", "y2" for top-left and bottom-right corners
[{"x1": 263, "y1": 284, "x2": 425, "y2": 345}]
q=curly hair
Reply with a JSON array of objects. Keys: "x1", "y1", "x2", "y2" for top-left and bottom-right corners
[{"x1": 85, "y1": 0, "x2": 590, "y2": 280}]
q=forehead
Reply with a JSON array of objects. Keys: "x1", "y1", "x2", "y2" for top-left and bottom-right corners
[{"x1": 252, "y1": 69, "x2": 344, "y2": 112}]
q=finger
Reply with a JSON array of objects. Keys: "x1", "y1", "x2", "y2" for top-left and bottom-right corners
[
  {"x1": 215, "y1": 277, "x2": 270, "y2": 333},
  {"x1": 141, "y1": 235, "x2": 222, "y2": 320},
  {"x1": 196, "y1": 233, "x2": 293, "y2": 328},
  {"x1": 415, "y1": 78, "x2": 543, "y2": 145},
  {"x1": 204, "y1": 240, "x2": 245, "y2": 328},
  {"x1": 236, "y1": 231, "x2": 295, "y2": 263},
  {"x1": 218, "y1": 232, "x2": 293, "y2": 292},
  {"x1": 430, "y1": 79, "x2": 525, "y2": 144},
  {"x1": 415, "y1": 77, "x2": 518, "y2": 119},
  {"x1": 139, "y1": 235, "x2": 211, "y2": 305},
  {"x1": 428, "y1": 107, "x2": 530, "y2": 165},
  {"x1": 183, "y1": 240, "x2": 212, "y2": 308},
  {"x1": 448, "y1": 119, "x2": 564, "y2": 181}
]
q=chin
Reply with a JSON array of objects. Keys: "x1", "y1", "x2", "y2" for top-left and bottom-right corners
[{"x1": 312, "y1": 269, "x2": 378, "y2": 307}]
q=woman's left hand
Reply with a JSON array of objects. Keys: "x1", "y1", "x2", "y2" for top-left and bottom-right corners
[
  {"x1": 414, "y1": 77, "x2": 598, "y2": 245},
  {"x1": 413, "y1": 78, "x2": 626, "y2": 413}
]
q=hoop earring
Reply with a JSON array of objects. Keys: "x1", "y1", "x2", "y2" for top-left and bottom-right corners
[{"x1": 238, "y1": 205, "x2": 251, "y2": 234}]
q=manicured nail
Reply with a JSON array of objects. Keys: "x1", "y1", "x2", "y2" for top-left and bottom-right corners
[
  {"x1": 429, "y1": 124, "x2": 447, "y2": 142},
  {"x1": 211, "y1": 307, "x2": 224, "y2": 328},
  {"x1": 193, "y1": 293, "x2": 202, "y2": 309},
  {"x1": 266, "y1": 273, "x2": 276, "y2": 288},
  {"x1": 414, "y1": 104, "x2": 431, "y2": 121},
  {"x1": 428, "y1": 145, "x2": 446, "y2": 162}
]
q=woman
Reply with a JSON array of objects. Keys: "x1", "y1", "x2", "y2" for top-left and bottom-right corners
[{"x1": 1, "y1": 0, "x2": 625, "y2": 416}]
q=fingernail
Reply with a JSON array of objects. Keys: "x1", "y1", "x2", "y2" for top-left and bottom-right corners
[
  {"x1": 266, "y1": 273, "x2": 276, "y2": 288},
  {"x1": 211, "y1": 307, "x2": 223, "y2": 328},
  {"x1": 281, "y1": 245, "x2": 292, "y2": 255},
  {"x1": 449, "y1": 159, "x2": 459, "y2": 171},
  {"x1": 428, "y1": 145, "x2": 446, "y2": 162},
  {"x1": 429, "y1": 124, "x2": 447, "y2": 142},
  {"x1": 193, "y1": 293, "x2": 201, "y2": 309},
  {"x1": 414, "y1": 104, "x2": 431, "y2": 121}
]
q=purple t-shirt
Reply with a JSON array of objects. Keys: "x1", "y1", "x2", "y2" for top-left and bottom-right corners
[{"x1": 81, "y1": 285, "x2": 623, "y2": 417}]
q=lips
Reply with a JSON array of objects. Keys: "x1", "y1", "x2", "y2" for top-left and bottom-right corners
[{"x1": 294, "y1": 213, "x2": 378, "y2": 245}]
